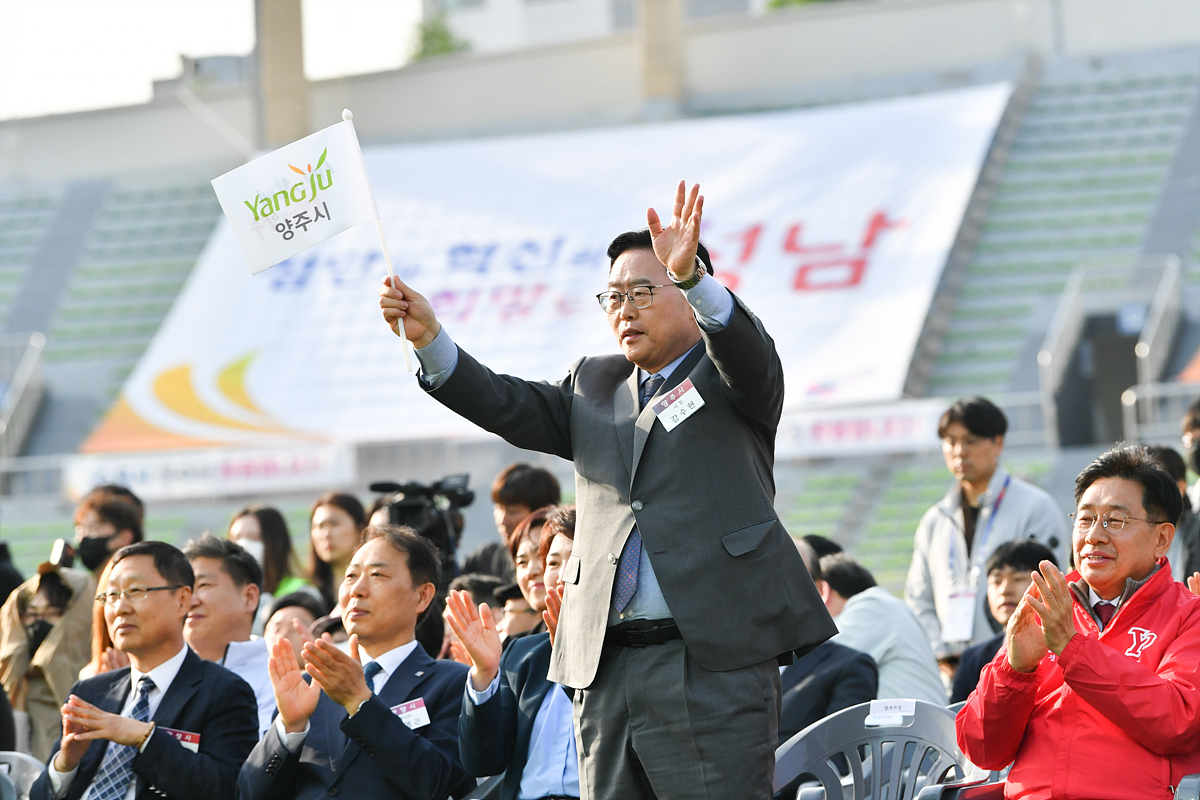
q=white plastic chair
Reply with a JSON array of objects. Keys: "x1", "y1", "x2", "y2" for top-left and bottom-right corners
[{"x1": 774, "y1": 700, "x2": 968, "y2": 800}]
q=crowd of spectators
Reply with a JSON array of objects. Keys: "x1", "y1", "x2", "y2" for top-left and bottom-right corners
[{"x1": 0, "y1": 392, "x2": 1192, "y2": 798}]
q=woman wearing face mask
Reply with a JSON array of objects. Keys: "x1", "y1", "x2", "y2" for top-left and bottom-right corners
[
  {"x1": 0, "y1": 564, "x2": 94, "y2": 761},
  {"x1": 307, "y1": 492, "x2": 367, "y2": 613},
  {"x1": 72, "y1": 495, "x2": 142, "y2": 578},
  {"x1": 229, "y1": 505, "x2": 315, "y2": 633}
]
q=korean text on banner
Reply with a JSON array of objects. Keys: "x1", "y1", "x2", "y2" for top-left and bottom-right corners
[{"x1": 211, "y1": 120, "x2": 379, "y2": 274}]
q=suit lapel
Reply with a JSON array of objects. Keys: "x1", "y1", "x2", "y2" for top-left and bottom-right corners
[
  {"x1": 630, "y1": 344, "x2": 707, "y2": 479},
  {"x1": 335, "y1": 646, "x2": 436, "y2": 775},
  {"x1": 613, "y1": 367, "x2": 639, "y2": 477},
  {"x1": 150, "y1": 648, "x2": 201, "y2": 729},
  {"x1": 98, "y1": 670, "x2": 131, "y2": 714}
]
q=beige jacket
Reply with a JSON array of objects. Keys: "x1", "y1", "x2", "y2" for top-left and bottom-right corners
[{"x1": 0, "y1": 567, "x2": 95, "y2": 759}]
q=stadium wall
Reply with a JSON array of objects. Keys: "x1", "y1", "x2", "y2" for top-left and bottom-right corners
[{"x1": 2, "y1": 0, "x2": 1197, "y2": 185}]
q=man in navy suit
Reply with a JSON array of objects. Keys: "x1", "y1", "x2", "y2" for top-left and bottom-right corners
[
  {"x1": 237, "y1": 526, "x2": 473, "y2": 800},
  {"x1": 32, "y1": 541, "x2": 260, "y2": 800}
]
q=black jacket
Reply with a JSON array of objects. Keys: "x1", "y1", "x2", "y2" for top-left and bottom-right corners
[
  {"x1": 237, "y1": 644, "x2": 473, "y2": 800},
  {"x1": 32, "y1": 647, "x2": 259, "y2": 800},
  {"x1": 950, "y1": 632, "x2": 1004, "y2": 705},
  {"x1": 779, "y1": 641, "x2": 878, "y2": 745}
]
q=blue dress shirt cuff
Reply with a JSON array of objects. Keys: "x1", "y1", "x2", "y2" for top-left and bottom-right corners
[
  {"x1": 466, "y1": 673, "x2": 500, "y2": 705},
  {"x1": 414, "y1": 326, "x2": 459, "y2": 389},
  {"x1": 682, "y1": 275, "x2": 733, "y2": 332}
]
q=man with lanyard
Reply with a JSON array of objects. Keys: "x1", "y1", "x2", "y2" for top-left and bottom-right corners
[{"x1": 905, "y1": 397, "x2": 1067, "y2": 681}]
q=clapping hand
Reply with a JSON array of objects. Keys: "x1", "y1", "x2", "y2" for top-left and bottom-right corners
[
  {"x1": 1025, "y1": 560, "x2": 1079, "y2": 656},
  {"x1": 302, "y1": 635, "x2": 373, "y2": 717},
  {"x1": 269, "y1": 636, "x2": 321, "y2": 733},
  {"x1": 543, "y1": 584, "x2": 564, "y2": 646},
  {"x1": 1188, "y1": 572, "x2": 1200, "y2": 596},
  {"x1": 444, "y1": 589, "x2": 502, "y2": 692},
  {"x1": 647, "y1": 181, "x2": 704, "y2": 281}
]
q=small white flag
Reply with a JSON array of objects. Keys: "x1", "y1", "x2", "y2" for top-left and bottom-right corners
[{"x1": 212, "y1": 119, "x2": 379, "y2": 274}]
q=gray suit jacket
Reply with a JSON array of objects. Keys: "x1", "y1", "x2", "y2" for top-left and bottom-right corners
[{"x1": 429, "y1": 293, "x2": 837, "y2": 688}]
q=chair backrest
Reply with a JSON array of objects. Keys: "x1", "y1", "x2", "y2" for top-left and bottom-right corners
[
  {"x1": 0, "y1": 752, "x2": 45, "y2": 800},
  {"x1": 774, "y1": 700, "x2": 968, "y2": 800},
  {"x1": 946, "y1": 701, "x2": 966, "y2": 715}
]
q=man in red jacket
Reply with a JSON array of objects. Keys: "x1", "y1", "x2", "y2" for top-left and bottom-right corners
[{"x1": 958, "y1": 444, "x2": 1200, "y2": 799}]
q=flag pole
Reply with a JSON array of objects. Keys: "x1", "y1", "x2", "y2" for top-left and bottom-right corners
[
  {"x1": 375, "y1": 218, "x2": 413, "y2": 373},
  {"x1": 343, "y1": 109, "x2": 413, "y2": 373}
]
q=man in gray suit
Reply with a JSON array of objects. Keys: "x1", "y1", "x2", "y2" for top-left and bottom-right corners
[{"x1": 379, "y1": 182, "x2": 836, "y2": 800}]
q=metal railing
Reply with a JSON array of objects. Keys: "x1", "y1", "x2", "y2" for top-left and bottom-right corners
[
  {"x1": 1037, "y1": 269, "x2": 1085, "y2": 449},
  {"x1": 0, "y1": 333, "x2": 45, "y2": 462},
  {"x1": 1136, "y1": 255, "x2": 1182, "y2": 388},
  {"x1": 1037, "y1": 255, "x2": 1182, "y2": 449},
  {"x1": 1122, "y1": 381, "x2": 1200, "y2": 444}
]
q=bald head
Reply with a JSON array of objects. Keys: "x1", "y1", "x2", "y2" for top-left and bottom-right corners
[{"x1": 794, "y1": 537, "x2": 819, "y2": 580}]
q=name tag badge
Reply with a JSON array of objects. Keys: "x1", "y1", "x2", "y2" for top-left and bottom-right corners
[
  {"x1": 943, "y1": 590, "x2": 977, "y2": 643},
  {"x1": 391, "y1": 698, "x2": 431, "y2": 730},
  {"x1": 159, "y1": 727, "x2": 201, "y2": 752},
  {"x1": 652, "y1": 378, "x2": 705, "y2": 432}
]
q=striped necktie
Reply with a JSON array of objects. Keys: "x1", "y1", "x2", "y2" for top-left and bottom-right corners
[
  {"x1": 90, "y1": 676, "x2": 155, "y2": 800},
  {"x1": 614, "y1": 373, "x2": 666, "y2": 613}
]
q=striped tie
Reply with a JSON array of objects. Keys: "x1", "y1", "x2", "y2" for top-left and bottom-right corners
[{"x1": 90, "y1": 676, "x2": 154, "y2": 800}]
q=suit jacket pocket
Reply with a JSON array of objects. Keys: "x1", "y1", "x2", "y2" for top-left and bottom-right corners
[
  {"x1": 564, "y1": 554, "x2": 581, "y2": 584},
  {"x1": 721, "y1": 519, "x2": 779, "y2": 557}
]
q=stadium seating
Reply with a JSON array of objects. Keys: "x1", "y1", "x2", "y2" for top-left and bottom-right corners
[
  {"x1": 0, "y1": 189, "x2": 61, "y2": 329},
  {"x1": 927, "y1": 52, "x2": 1200, "y2": 399},
  {"x1": 44, "y1": 182, "x2": 222, "y2": 414}
]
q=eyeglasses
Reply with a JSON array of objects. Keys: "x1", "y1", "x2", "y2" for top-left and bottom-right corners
[
  {"x1": 596, "y1": 285, "x2": 669, "y2": 313},
  {"x1": 1070, "y1": 512, "x2": 1163, "y2": 534},
  {"x1": 95, "y1": 585, "x2": 185, "y2": 606}
]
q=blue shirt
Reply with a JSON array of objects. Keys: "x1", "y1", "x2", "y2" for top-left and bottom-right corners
[{"x1": 468, "y1": 674, "x2": 579, "y2": 799}]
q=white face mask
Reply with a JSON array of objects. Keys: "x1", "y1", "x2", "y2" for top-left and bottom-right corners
[{"x1": 238, "y1": 539, "x2": 265, "y2": 567}]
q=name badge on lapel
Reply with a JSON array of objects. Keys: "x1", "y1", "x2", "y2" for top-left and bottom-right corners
[
  {"x1": 158, "y1": 727, "x2": 201, "y2": 752},
  {"x1": 391, "y1": 698, "x2": 431, "y2": 730},
  {"x1": 651, "y1": 378, "x2": 705, "y2": 432}
]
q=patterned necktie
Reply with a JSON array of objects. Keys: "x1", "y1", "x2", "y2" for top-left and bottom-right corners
[
  {"x1": 90, "y1": 676, "x2": 155, "y2": 800},
  {"x1": 1095, "y1": 601, "x2": 1116, "y2": 630},
  {"x1": 613, "y1": 374, "x2": 667, "y2": 614},
  {"x1": 363, "y1": 660, "x2": 383, "y2": 693}
]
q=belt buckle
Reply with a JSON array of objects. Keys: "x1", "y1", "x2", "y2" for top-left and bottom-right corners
[{"x1": 625, "y1": 628, "x2": 648, "y2": 647}]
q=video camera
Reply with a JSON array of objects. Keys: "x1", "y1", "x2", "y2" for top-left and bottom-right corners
[{"x1": 369, "y1": 474, "x2": 475, "y2": 587}]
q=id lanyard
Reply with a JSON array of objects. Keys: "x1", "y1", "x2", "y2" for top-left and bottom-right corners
[{"x1": 949, "y1": 474, "x2": 1012, "y2": 588}]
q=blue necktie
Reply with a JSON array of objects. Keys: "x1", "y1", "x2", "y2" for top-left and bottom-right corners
[
  {"x1": 90, "y1": 676, "x2": 154, "y2": 800},
  {"x1": 363, "y1": 660, "x2": 383, "y2": 692},
  {"x1": 614, "y1": 374, "x2": 665, "y2": 613}
]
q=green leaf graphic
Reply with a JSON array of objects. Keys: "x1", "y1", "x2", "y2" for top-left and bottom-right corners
[{"x1": 316, "y1": 148, "x2": 327, "y2": 170}]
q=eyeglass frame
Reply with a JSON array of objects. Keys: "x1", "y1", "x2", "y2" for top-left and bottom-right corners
[
  {"x1": 95, "y1": 585, "x2": 186, "y2": 607},
  {"x1": 595, "y1": 284, "x2": 670, "y2": 313},
  {"x1": 1069, "y1": 511, "x2": 1166, "y2": 534}
]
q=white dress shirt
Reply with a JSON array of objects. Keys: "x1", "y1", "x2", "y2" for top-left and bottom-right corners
[
  {"x1": 220, "y1": 638, "x2": 275, "y2": 738},
  {"x1": 49, "y1": 644, "x2": 190, "y2": 800},
  {"x1": 275, "y1": 639, "x2": 421, "y2": 752}
]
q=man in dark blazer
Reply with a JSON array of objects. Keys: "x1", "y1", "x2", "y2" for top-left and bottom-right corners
[
  {"x1": 379, "y1": 182, "x2": 837, "y2": 799},
  {"x1": 238, "y1": 526, "x2": 472, "y2": 800},
  {"x1": 779, "y1": 539, "x2": 877, "y2": 745},
  {"x1": 32, "y1": 541, "x2": 259, "y2": 800}
]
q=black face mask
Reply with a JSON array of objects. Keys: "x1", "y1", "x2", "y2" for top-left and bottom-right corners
[
  {"x1": 77, "y1": 534, "x2": 116, "y2": 572},
  {"x1": 26, "y1": 619, "x2": 53, "y2": 656}
]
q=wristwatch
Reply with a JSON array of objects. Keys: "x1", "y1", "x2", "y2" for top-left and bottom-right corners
[{"x1": 671, "y1": 255, "x2": 707, "y2": 290}]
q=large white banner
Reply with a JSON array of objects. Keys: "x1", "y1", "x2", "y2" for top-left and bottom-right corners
[{"x1": 81, "y1": 83, "x2": 1011, "y2": 453}]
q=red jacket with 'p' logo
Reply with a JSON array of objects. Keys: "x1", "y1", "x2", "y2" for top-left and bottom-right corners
[{"x1": 957, "y1": 560, "x2": 1200, "y2": 799}]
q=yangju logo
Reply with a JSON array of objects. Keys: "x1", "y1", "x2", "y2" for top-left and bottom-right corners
[{"x1": 242, "y1": 148, "x2": 333, "y2": 222}]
